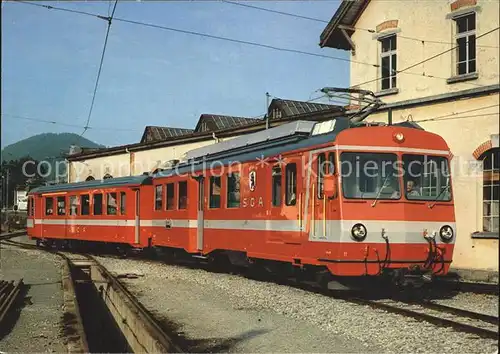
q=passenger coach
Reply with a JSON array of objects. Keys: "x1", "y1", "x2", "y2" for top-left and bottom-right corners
[{"x1": 27, "y1": 117, "x2": 456, "y2": 288}]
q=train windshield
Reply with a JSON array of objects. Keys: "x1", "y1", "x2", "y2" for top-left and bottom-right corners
[
  {"x1": 340, "y1": 152, "x2": 400, "y2": 199},
  {"x1": 402, "y1": 154, "x2": 451, "y2": 201}
]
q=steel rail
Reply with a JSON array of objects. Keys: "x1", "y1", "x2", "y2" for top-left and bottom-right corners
[
  {"x1": 412, "y1": 300, "x2": 499, "y2": 325},
  {"x1": 352, "y1": 298, "x2": 499, "y2": 340},
  {"x1": 0, "y1": 230, "x2": 27, "y2": 241}
]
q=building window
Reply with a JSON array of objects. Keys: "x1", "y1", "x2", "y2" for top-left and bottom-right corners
[
  {"x1": 120, "y1": 192, "x2": 126, "y2": 215},
  {"x1": 380, "y1": 35, "x2": 397, "y2": 90},
  {"x1": 69, "y1": 196, "x2": 78, "y2": 216},
  {"x1": 272, "y1": 166, "x2": 282, "y2": 207},
  {"x1": 107, "y1": 193, "x2": 117, "y2": 215},
  {"x1": 455, "y1": 13, "x2": 476, "y2": 75},
  {"x1": 81, "y1": 194, "x2": 90, "y2": 215},
  {"x1": 209, "y1": 176, "x2": 221, "y2": 208},
  {"x1": 93, "y1": 193, "x2": 103, "y2": 215},
  {"x1": 227, "y1": 173, "x2": 240, "y2": 208},
  {"x1": 166, "y1": 183, "x2": 175, "y2": 210},
  {"x1": 57, "y1": 196, "x2": 66, "y2": 216},
  {"x1": 45, "y1": 197, "x2": 54, "y2": 216},
  {"x1": 285, "y1": 164, "x2": 297, "y2": 206},
  {"x1": 178, "y1": 181, "x2": 188, "y2": 210},
  {"x1": 154, "y1": 185, "x2": 163, "y2": 210},
  {"x1": 482, "y1": 149, "x2": 499, "y2": 233}
]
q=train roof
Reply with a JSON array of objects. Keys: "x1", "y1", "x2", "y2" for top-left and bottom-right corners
[
  {"x1": 153, "y1": 118, "x2": 427, "y2": 178},
  {"x1": 29, "y1": 175, "x2": 153, "y2": 195}
]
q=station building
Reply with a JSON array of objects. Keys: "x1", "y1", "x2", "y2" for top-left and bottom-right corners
[{"x1": 319, "y1": 0, "x2": 499, "y2": 277}]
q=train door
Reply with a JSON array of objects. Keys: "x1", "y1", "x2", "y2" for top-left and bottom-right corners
[
  {"x1": 281, "y1": 157, "x2": 302, "y2": 244},
  {"x1": 310, "y1": 151, "x2": 338, "y2": 240},
  {"x1": 197, "y1": 176, "x2": 205, "y2": 251},
  {"x1": 134, "y1": 189, "x2": 140, "y2": 244}
]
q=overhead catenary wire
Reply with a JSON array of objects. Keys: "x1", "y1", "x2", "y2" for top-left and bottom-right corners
[
  {"x1": 13, "y1": 1, "x2": 378, "y2": 67},
  {"x1": 411, "y1": 104, "x2": 499, "y2": 123},
  {"x1": 81, "y1": 0, "x2": 118, "y2": 137},
  {"x1": 18, "y1": 1, "x2": 496, "y2": 88},
  {"x1": 415, "y1": 112, "x2": 499, "y2": 123},
  {"x1": 220, "y1": 0, "x2": 329, "y2": 23},
  {"x1": 350, "y1": 26, "x2": 500, "y2": 89},
  {"x1": 221, "y1": 0, "x2": 498, "y2": 49},
  {"x1": 1, "y1": 113, "x2": 142, "y2": 132},
  {"x1": 14, "y1": 0, "x2": 495, "y2": 90},
  {"x1": 10, "y1": 0, "x2": 500, "y2": 130}
]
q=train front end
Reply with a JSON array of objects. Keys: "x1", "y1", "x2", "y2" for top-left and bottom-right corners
[{"x1": 328, "y1": 124, "x2": 456, "y2": 286}]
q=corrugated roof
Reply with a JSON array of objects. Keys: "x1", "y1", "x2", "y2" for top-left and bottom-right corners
[
  {"x1": 195, "y1": 114, "x2": 258, "y2": 132},
  {"x1": 141, "y1": 126, "x2": 194, "y2": 143},
  {"x1": 270, "y1": 99, "x2": 344, "y2": 117}
]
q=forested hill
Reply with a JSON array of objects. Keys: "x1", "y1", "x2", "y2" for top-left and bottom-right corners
[{"x1": 2, "y1": 132, "x2": 104, "y2": 161}]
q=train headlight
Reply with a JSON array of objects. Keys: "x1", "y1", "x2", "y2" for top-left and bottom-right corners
[
  {"x1": 439, "y1": 225, "x2": 454, "y2": 242},
  {"x1": 351, "y1": 223, "x2": 367, "y2": 241}
]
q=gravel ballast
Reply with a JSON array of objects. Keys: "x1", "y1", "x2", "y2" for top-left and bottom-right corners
[
  {"x1": 0, "y1": 240, "x2": 67, "y2": 353},
  {"x1": 96, "y1": 256, "x2": 499, "y2": 353}
]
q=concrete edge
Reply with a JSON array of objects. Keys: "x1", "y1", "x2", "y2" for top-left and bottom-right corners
[
  {"x1": 447, "y1": 267, "x2": 499, "y2": 284},
  {"x1": 61, "y1": 260, "x2": 89, "y2": 353}
]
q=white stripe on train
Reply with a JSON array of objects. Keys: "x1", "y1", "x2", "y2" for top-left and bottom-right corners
[{"x1": 31, "y1": 219, "x2": 455, "y2": 244}]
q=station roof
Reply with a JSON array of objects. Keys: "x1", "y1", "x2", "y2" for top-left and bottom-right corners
[
  {"x1": 269, "y1": 98, "x2": 344, "y2": 117},
  {"x1": 194, "y1": 114, "x2": 258, "y2": 132},
  {"x1": 319, "y1": 0, "x2": 370, "y2": 50},
  {"x1": 141, "y1": 126, "x2": 194, "y2": 143}
]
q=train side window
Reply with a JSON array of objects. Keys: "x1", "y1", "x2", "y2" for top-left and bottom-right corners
[
  {"x1": 178, "y1": 181, "x2": 188, "y2": 209},
  {"x1": 120, "y1": 192, "x2": 126, "y2": 215},
  {"x1": 317, "y1": 153, "x2": 326, "y2": 199},
  {"x1": 69, "y1": 196, "x2": 79, "y2": 215},
  {"x1": 209, "y1": 176, "x2": 221, "y2": 208},
  {"x1": 328, "y1": 152, "x2": 336, "y2": 174},
  {"x1": 81, "y1": 195, "x2": 90, "y2": 215},
  {"x1": 93, "y1": 193, "x2": 103, "y2": 215},
  {"x1": 45, "y1": 197, "x2": 53, "y2": 216},
  {"x1": 155, "y1": 185, "x2": 163, "y2": 211},
  {"x1": 166, "y1": 183, "x2": 175, "y2": 210},
  {"x1": 107, "y1": 193, "x2": 117, "y2": 215},
  {"x1": 272, "y1": 166, "x2": 282, "y2": 206},
  {"x1": 57, "y1": 196, "x2": 66, "y2": 216},
  {"x1": 285, "y1": 164, "x2": 297, "y2": 206},
  {"x1": 227, "y1": 172, "x2": 240, "y2": 208},
  {"x1": 29, "y1": 197, "x2": 35, "y2": 216}
]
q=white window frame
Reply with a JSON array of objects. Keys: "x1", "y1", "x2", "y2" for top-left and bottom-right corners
[
  {"x1": 482, "y1": 149, "x2": 499, "y2": 234},
  {"x1": 454, "y1": 12, "x2": 476, "y2": 76},
  {"x1": 379, "y1": 34, "x2": 397, "y2": 91}
]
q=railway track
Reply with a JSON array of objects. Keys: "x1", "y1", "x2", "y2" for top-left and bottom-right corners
[
  {"x1": 0, "y1": 237, "x2": 183, "y2": 353},
  {"x1": 352, "y1": 297, "x2": 499, "y2": 340},
  {"x1": 3, "y1": 235, "x2": 498, "y2": 342}
]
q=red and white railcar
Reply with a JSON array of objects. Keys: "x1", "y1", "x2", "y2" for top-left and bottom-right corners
[{"x1": 28, "y1": 117, "x2": 456, "y2": 287}]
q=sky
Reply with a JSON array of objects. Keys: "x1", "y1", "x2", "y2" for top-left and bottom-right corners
[{"x1": 1, "y1": 0, "x2": 349, "y2": 148}]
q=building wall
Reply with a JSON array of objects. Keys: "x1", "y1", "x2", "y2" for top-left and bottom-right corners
[
  {"x1": 364, "y1": 94, "x2": 499, "y2": 271},
  {"x1": 350, "y1": 0, "x2": 499, "y2": 101},
  {"x1": 68, "y1": 135, "x2": 240, "y2": 182}
]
